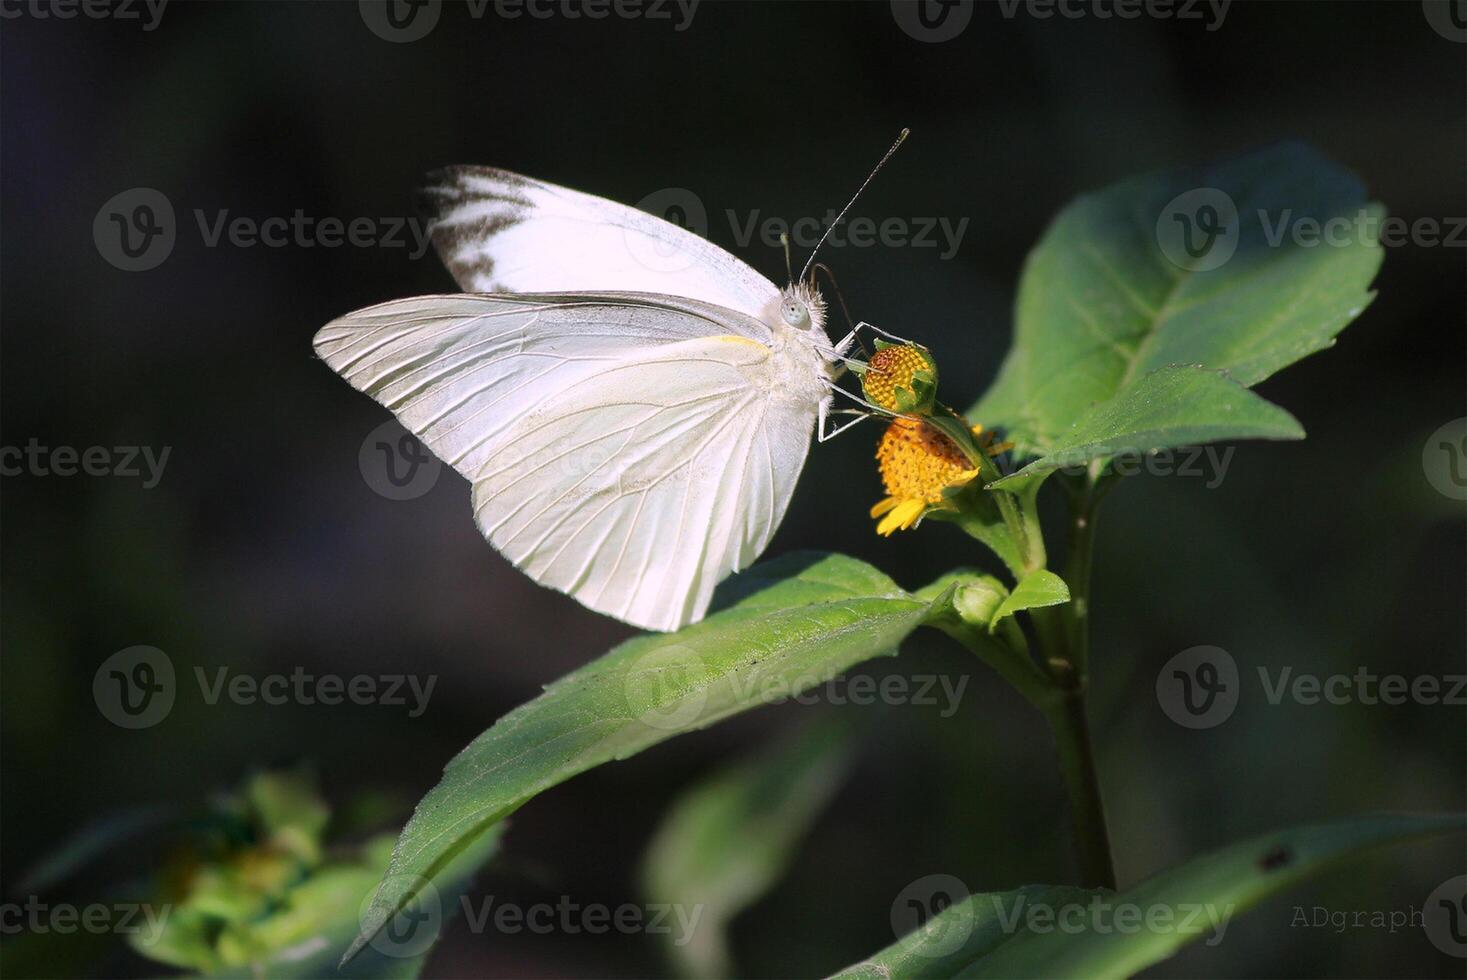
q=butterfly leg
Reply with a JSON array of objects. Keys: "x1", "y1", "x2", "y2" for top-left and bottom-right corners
[
  {"x1": 817, "y1": 400, "x2": 874, "y2": 443},
  {"x1": 822, "y1": 376, "x2": 894, "y2": 416},
  {"x1": 855, "y1": 320, "x2": 920, "y2": 347},
  {"x1": 830, "y1": 329, "x2": 860, "y2": 358}
]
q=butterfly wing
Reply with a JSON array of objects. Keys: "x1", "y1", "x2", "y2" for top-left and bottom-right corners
[
  {"x1": 314, "y1": 292, "x2": 818, "y2": 631},
  {"x1": 418, "y1": 166, "x2": 782, "y2": 322}
]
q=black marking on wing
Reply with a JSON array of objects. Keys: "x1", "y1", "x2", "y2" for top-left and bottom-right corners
[{"x1": 415, "y1": 166, "x2": 535, "y2": 289}]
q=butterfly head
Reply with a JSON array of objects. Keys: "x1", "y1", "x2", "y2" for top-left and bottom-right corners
[{"x1": 778, "y1": 281, "x2": 828, "y2": 337}]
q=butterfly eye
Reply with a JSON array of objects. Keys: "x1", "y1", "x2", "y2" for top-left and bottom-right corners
[{"x1": 782, "y1": 300, "x2": 810, "y2": 329}]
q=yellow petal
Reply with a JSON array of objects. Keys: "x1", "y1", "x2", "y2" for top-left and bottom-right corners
[
  {"x1": 876, "y1": 505, "x2": 910, "y2": 536},
  {"x1": 869, "y1": 496, "x2": 901, "y2": 519},
  {"x1": 895, "y1": 498, "x2": 926, "y2": 529}
]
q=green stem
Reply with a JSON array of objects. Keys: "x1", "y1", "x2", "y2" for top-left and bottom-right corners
[
  {"x1": 1061, "y1": 474, "x2": 1102, "y2": 676},
  {"x1": 925, "y1": 409, "x2": 1043, "y2": 572},
  {"x1": 934, "y1": 421, "x2": 1116, "y2": 889},
  {"x1": 1042, "y1": 685, "x2": 1117, "y2": 890},
  {"x1": 937, "y1": 620, "x2": 1056, "y2": 713},
  {"x1": 1042, "y1": 466, "x2": 1116, "y2": 890}
]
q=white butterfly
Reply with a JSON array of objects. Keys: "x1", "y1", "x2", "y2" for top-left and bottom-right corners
[{"x1": 316, "y1": 145, "x2": 904, "y2": 632}]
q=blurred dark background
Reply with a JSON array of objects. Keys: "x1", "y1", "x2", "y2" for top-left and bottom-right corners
[{"x1": 2, "y1": 1, "x2": 1464, "y2": 977}]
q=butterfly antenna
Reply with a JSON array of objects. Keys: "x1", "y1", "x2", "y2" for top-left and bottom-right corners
[
  {"x1": 780, "y1": 232, "x2": 794, "y2": 284},
  {"x1": 810, "y1": 261, "x2": 870, "y2": 357},
  {"x1": 798, "y1": 127, "x2": 910, "y2": 284}
]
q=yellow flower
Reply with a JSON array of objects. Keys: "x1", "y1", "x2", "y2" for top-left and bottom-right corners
[
  {"x1": 861, "y1": 343, "x2": 938, "y2": 414},
  {"x1": 870, "y1": 416, "x2": 1009, "y2": 536}
]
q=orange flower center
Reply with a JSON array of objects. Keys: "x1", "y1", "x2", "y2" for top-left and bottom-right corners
[
  {"x1": 863, "y1": 345, "x2": 934, "y2": 412},
  {"x1": 876, "y1": 417, "x2": 976, "y2": 504}
]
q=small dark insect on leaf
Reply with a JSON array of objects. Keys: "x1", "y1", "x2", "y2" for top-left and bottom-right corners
[{"x1": 1258, "y1": 845, "x2": 1292, "y2": 871}]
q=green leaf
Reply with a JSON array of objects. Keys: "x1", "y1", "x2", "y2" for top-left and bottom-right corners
[
  {"x1": 348, "y1": 553, "x2": 934, "y2": 962},
  {"x1": 641, "y1": 719, "x2": 856, "y2": 978},
  {"x1": 972, "y1": 142, "x2": 1382, "y2": 456},
  {"x1": 990, "y1": 366, "x2": 1303, "y2": 486},
  {"x1": 927, "y1": 484, "x2": 1024, "y2": 577},
  {"x1": 991, "y1": 570, "x2": 1070, "y2": 628},
  {"x1": 916, "y1": 571, "x2": 1055, "y2": 710},
  {"x1": 832, "y1": 885, "x2": 1094, "y2": 979},
  {"x1": 197, "y1": 825, "x2": 502, "y2": 980},
  {"x1": 838, "y1": 812, "x2": 1457, "y2": 980}
]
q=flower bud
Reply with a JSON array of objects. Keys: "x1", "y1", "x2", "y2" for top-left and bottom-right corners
[{"x1": 861, "y1": 343, "x2": 938, "y2": 414}]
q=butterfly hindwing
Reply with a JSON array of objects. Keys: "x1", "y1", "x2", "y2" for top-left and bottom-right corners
[
  {"x1": 314, "y1": 292, "x2": 816, "y2": 631},
  {"x1": 472, "y1": 333, "x2": 813, "y2": 631}
]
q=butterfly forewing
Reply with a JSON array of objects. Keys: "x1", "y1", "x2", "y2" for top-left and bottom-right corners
[{"x1": 418, "y1": 166, "x2": 782, "y2": 321}]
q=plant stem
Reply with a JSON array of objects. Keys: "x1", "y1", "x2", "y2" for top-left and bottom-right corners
[
  {"x1": 1044, "y1": 466, "x2": 1116, "y2": 890},
  {"x1": 925, "y1": 409, "x2": 1041, "y2": 571},
  {"x1": 1061, "y1": 471, "x2": 1104, "y2": 675},
  {"x1": 1043, "y1": 685, "x2": 1117, "y2": 890}
]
